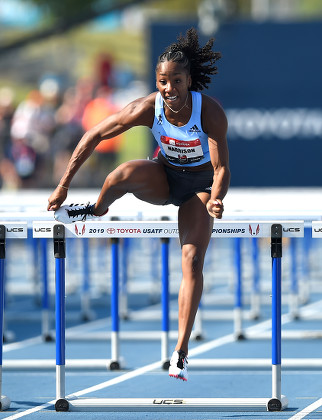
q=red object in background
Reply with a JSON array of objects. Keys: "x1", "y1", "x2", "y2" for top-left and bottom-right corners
[{"x1": 82, "y1": 97, "x2": 122, "y2": 153}]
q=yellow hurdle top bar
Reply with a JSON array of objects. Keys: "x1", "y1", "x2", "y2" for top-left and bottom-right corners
[{"x1": 32, "y1": 221, "x2": 304, "y2": 239}]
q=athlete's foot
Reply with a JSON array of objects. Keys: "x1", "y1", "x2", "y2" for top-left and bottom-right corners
[
  {"x1": 54, "y1": 202, "x2": 108, "y2": 224},
  {"x1": 169, "y1": 350, "x2": 188, "y2": 381}
]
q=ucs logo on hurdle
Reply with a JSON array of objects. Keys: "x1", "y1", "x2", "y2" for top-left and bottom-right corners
[{"x1": 153, "y1": 399, "x2": 184, "y2": 405}]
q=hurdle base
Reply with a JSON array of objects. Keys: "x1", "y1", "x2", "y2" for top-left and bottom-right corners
[
  {"x1": 55, "y1": 398, "x2": 69, "y2": 412},
  {"x1": 162, "y1": 359, "x2": 170, "y2": 370},
  {"x1": 234, "y1": 332, "x2": 246, "y2": 341},
  {"x1": 65, "y1": 396, "x2": 288, "y2": 412},
  {"x1": 0, "y1": 396, "x2": 11, "y2": 411},
  {"x1": 43, "y1": 333, "x2": 55, "y2": 343}
]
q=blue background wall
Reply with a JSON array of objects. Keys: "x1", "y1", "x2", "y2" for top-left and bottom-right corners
[{"x1": 149, "y1": 21, "x2": 322, "y2": 187}]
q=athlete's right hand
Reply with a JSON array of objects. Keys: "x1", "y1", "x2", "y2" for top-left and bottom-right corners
[
  {"x1": 47, "y1": 186, "x2": 68, "y2": 211},
  {"x1": 206, "y1": 198, "x2": 224, "y2": 219}
]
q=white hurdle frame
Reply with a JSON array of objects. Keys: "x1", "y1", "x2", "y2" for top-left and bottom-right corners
[
  {"x1": 0, "y1": 222, "x2": 28, "y2": 411},
  {"x1": 32, "y1": 219, "x2": 304, "y2": 412}
]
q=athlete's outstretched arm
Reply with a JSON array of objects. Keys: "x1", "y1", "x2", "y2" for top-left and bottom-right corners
[
  {"x1": 47, "y1": 94, "x2": 155, "y2": 211},
  {"x1": 202, "y1": 96, "x2": 230, "y2": 218}
]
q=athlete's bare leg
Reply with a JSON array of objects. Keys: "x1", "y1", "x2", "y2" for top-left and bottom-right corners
[
  {"x1": 93, "y1": 159, "x2": 169, "y2": 215},
  {"x1": 175, "y1": 193, "x2": 213, "y2": 355}
]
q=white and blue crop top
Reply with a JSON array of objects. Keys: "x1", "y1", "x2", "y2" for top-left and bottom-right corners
[{"x1": 151, "y1": 91, "x2": 210, "y2": 167}]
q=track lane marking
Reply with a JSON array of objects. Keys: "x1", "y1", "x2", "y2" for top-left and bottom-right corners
[{"x1": 288, "y1": 397, "x2": 322, "y2": 420}]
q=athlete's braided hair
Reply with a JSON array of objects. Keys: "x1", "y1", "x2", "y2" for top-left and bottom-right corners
[{"x1": 156, "y1": 27, "x2": 221, "y2": 92}]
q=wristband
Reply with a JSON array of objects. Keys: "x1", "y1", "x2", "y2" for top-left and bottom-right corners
[{"x1": 58, "y1": 184, "x2": 69, "y2": 190}]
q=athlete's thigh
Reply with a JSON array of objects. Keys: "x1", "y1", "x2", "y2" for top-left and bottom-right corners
[
  {"x1": 178, "y1": 193, "x2": 213, "y2": 251},
  {"x1": 123, "y1": 159, "x2": 170, "y2": 205}
]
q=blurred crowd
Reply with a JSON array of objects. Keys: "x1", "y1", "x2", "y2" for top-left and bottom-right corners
[{"x1": 0, "y1": 55, "x2": 146, "y2": 190}]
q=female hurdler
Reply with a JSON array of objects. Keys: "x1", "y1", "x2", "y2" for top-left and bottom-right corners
[{"x1": 48, "y1": 27, "x2": 230, "y2": 381}]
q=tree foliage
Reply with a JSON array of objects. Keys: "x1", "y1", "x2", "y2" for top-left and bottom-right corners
[
  {"x1": 0, "y1": 0, "x2": 152, "y2": 55},
  {"x1": 23, "y1": 0, "x2": 112, "y2": 21}
]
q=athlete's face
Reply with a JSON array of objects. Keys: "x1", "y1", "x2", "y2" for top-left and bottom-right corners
[{"x1": 156, "y1": 61, "x2": 191, "y2": 111}]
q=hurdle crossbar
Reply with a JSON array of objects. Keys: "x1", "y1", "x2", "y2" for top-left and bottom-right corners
[
  {"x1": 31, "y1": 220, "x2": 305, "y2": 412},
  {"x1": 4, "y1": 357, "x2": 322, "y2": 371},
  {"x1": 32, "y1": 220, "x2": 304, "y2": 239}
]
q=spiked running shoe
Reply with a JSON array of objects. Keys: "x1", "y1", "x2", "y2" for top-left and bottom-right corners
[
  {"x1": 54, "y1": 202, "x2": 108, "y2": 224},
  {"x1": 169, "y1": 350, "x2": 188, "y2": 381}
]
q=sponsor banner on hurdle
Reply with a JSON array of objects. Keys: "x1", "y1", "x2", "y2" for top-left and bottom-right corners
[
  {"x1": 312, "y1": 221, "x2": 322, "y2": 237},
  {"x1": 33, "y1": 220, "x2": 304, "y2": 238},
  {"x1": 0, "y1": 222, "x2": 28, "y2": 238}
]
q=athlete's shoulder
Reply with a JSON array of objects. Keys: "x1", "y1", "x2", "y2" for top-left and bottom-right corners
[
  {"x1": 120, "y1": 92, "x2": 157, "y2": 127},
  {"x1": 200, "y1": 93, "x2": 224, "y2": 110},
  {"x1": 201, "y1": 93, "x2": 226, "y2": 119},
  {"x1": 127, "y1": 92, "x2": 157, "y2": 112},
  {"x1": 200, "y1": 93, "x2": 228, "y2": 134}
]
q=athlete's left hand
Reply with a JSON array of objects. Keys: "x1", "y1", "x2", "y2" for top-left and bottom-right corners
[{"x1": 207, "y1": 199, "x2": 224, "y2": 219}]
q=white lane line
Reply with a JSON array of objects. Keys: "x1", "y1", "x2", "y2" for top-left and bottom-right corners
[
  {"x1": 1, "y1": 402, "x2": 55, "y2": 420},
  {"x1": 3, "y1": 337, "x2": 43, "y2": 353},
  {"x1": 3, "y1": 360, "x2": 163, "y2": 420},
  {"x1": 288, "y1": 397, "x2": 322, "y2": 420}
]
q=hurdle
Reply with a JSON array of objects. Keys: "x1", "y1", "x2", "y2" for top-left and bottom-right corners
[
  {"x1": 240, "y1": 221, "x2": 322, "y2": 341},
  {"x1": 124, "y1": 235, "x2": 260, "y2": 341},
  {"x1": 0, "y1": 222, "x2": 28, "y2": 410},
  {"x1": 2, "y1": 212, "x2": 105, "y2": 339},
  {"x1": 32, "y1": 219, "x2": 305, "y2": 412},
  {"x1": 33, "y1": 220, "x2": 177, "y2": 368},
  {"x1": 200, "y1": 215, "x2": 318, "y2": 338},
  {"x1": 0, "y1": 212, "x2": 56, "y2": 341}
]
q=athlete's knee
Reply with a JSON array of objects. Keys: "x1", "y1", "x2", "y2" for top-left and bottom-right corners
[{"x1": 182, "y1": 245, "x2": 204, "y2": 274}]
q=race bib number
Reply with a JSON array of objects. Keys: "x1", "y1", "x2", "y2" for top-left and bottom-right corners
[{"x1": 161, "y1": 136, "x2": 204, "y2": 165}]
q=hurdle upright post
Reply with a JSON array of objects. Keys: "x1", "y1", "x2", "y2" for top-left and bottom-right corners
[
  {"x1": 289, "y1": 238, "x2": 299, "y2": 319},
  {"x1": 251, "y1": 237, "x2": 260, "y2": 319},
  {"x1": 110, "y1": 235, "x2": 120, "y2": 369},
  {"x1": 53, "y1": 224, "x2": 69, "y2": 412},
  {"x1": 40, "y1": 238, "x2": 53, "y2": 341},
  {"x1": 109, "y1": 216, "x2": 121, "y2": 369},
  {"x1": 161, "y1": 227, "x2": 170, "y2": 366},
  {"x1": 270, "y1": 224, "x2": 283, "y2": 409},
  {"x1": 120, "y1": 237, "x2": 130, "y2": 320},
  {"x1": 234, "y1": 238, "x2": 244, "y2": 340},
  {"x1": 0, "y1": 226, "x2": 10, "y2": 410},
  {"x1": 81, "y1": 237, "x2": 95, "y2": 322}
]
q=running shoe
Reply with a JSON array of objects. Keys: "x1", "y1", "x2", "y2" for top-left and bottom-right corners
[
  {"x1": 169, "y1": 350, "x2": 188, "y2": 381},
  {"x1": 54, "y1": 202, "x2": 107, "y2": 224}
]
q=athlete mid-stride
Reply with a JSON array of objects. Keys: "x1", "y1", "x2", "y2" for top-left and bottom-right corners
[{"x1": 48, "y1": 27, "x2": 230, "y2": 382}]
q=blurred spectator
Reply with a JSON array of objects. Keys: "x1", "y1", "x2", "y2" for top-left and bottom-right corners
[
  {"x1": 0, "y1": 87, "x2": 21, "y2": 189},
  {"x1": 0, "y1": 60, "x2": 146, "y2": 190},
  {"x1": 50, "y1": 77, "x2": 96, "y2": 187},
  {"x1": 10, "y1": 89, "x2": 57, "y2": 187},
  {"x1": 96, "y1": 53, "x2": 114, "y2": 88}
]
